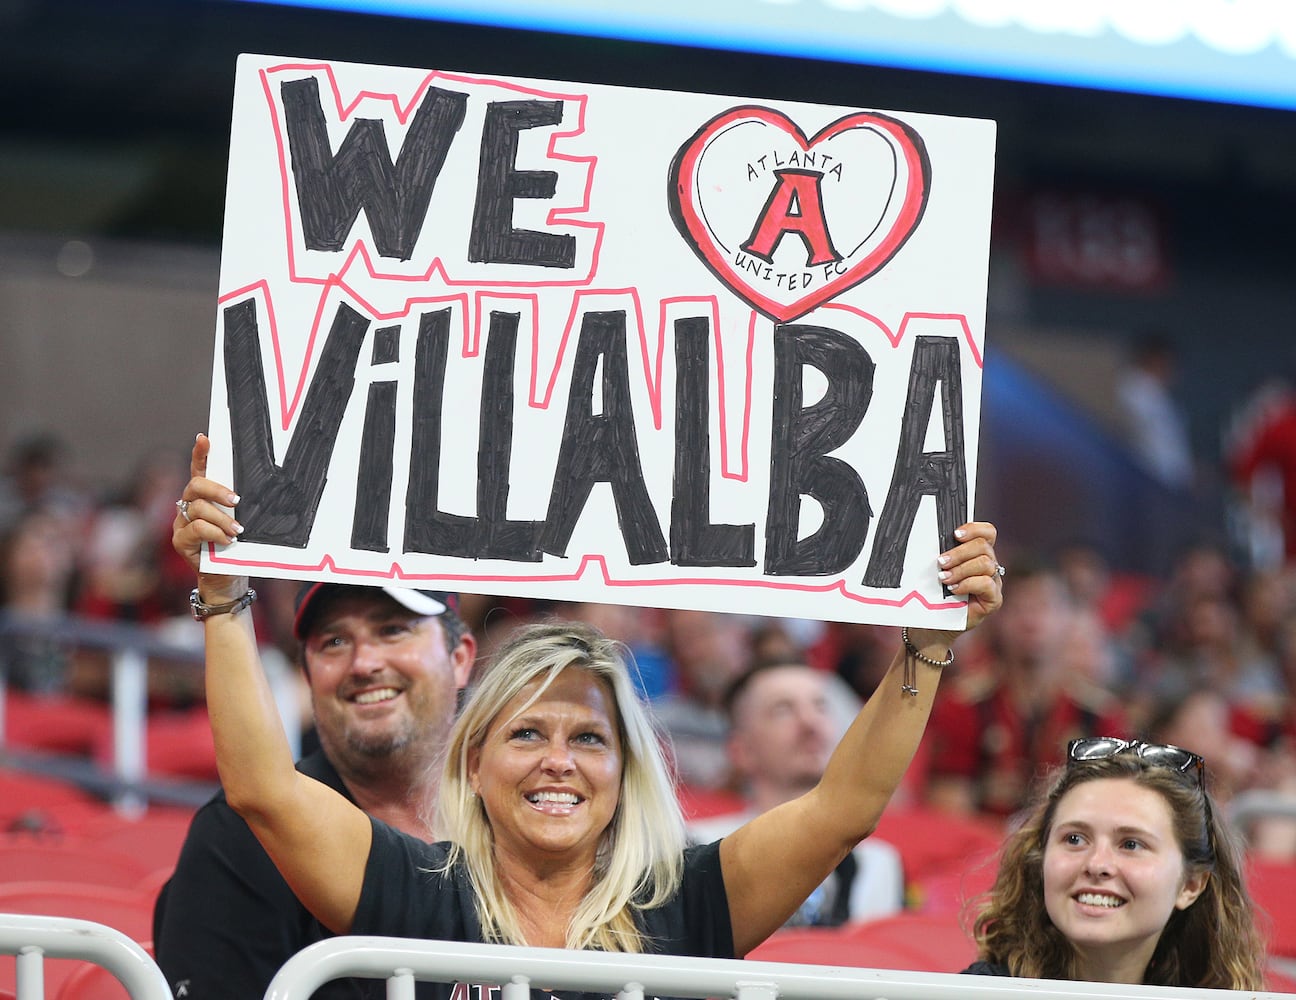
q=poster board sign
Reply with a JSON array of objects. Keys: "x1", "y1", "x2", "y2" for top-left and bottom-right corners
[{"x1": 202, "y1": 53, "x2": 996, "y2": 628}]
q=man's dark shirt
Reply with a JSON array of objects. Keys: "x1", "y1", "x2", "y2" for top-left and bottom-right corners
[{"x1": 153, "y1": 750, "x2": 404, "y2": 999}]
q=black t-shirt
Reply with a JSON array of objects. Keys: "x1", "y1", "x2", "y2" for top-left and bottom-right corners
[
  {"x1": 156, "y1": 767, "x2": 733, "y2": 1000},
  {"x1": 352, "y1": 819, "x2": 735, "y2": 1000},
  {"x1": 153, "y1": 751, "x2": 394, "y2": 999}
]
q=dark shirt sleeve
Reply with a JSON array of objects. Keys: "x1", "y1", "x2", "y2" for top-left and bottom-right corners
[
  {"x1": 961, "y1": 960, "x2": 1011, "y2": 976},
  {"x1": 642, "y1": 840, "x2": 734, "y2": 959},
  {"x1": 153, "y1": 796, "x2": 331, "y2": 999},
  {"x1": 353, "y1": 817, "x2": 470, "y2": 941}
]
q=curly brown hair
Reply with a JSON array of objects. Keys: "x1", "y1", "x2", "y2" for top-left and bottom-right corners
[{"x1": 970, "y1": 751, "x2": 1264, "y2": 988}]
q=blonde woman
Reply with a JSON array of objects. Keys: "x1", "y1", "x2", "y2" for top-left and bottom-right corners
[{"x1": 174, "y1": 433, "x2": 1003, "y2": 985}]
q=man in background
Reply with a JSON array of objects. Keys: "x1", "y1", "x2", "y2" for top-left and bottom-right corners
[
  {"x1": 653, "y1": 608, "x2": 754, "y2": 790},
  {"x1": 923, "y1": 562, "x2": 1127, "y2": 817},
  {"x1": 687, "y1": 659, "x2": 904, "y2": 924},
  {"x1": 154, "y1": 584, "x2": 474, "y2": 999}
]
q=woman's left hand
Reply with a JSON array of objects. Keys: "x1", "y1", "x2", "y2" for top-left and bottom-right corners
[{"x1": 932, "y1": 520, "x2": 1003, "y2": 632}]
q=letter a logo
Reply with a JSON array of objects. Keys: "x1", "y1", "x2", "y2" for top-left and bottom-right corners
[
  {"x1": 741, "y1": 169, "x2": 840, "y2": 266},
  {"x1": 669, "y1": 107, "x2": 930, "y2": 322}
]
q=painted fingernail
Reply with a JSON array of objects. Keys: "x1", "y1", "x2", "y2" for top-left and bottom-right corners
[
  {"x1": 955, "y1": 528, "x2": 967, "y2": 539},
  {"x1": 229, "y1": 493, "x2": 240, "y2": 505},
  {"x1": 232, "y1": 522, "x2": 244, "y2": 535},
  {"x1": 938, "y1": 570, "x2": 951, "y2": 582},
  {"x1": 937, "y1": 555, "x2": 950, "y2": 567}
]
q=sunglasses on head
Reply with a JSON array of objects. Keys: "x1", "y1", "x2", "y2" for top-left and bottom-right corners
[{"x1": 1067, "y1": 736, "x2": 1206, "y2": 790}]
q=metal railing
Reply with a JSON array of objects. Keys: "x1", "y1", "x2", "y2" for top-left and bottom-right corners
[
  {"x1": 0, "y1": 610, "x2": 300, "y2": 811},
  {"x1": 2, "y1": 917, "x2": 1293, "y2": 1000},
  {"x1": 0, "y1": 913, "x2": 170, "y2": 1000},
  {"x1": 264, "y1": 937, "x2": 1296, "y2": 1000}
]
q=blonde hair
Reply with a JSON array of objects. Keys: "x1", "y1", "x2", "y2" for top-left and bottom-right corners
[
  {"x1": 971, "y1": 752, "x2": 1264, "y2": 989},
  {"x1": 437, "y1": 620, "x2": 685, "y2": 951}
]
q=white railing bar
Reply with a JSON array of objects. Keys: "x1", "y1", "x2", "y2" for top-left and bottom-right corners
[
  {"x1": 0, "y1": 912, "x2": 171, "y2": 1000},
  {"x1": 734, "y1": 981, "x2": 780, "y2": 1000},
  {"x1": 264, "y1": 937, "x2": 1296, "y2": 1000},
  {"x1": 15, "y1": 946, "x2": 44, "y2": 1000},
  {"x1": 0, "y1": 609, "x2": 300, "y2": 810},
  {"x1": 388, "y1": 966, "x2": 417, "y2": 1000},
  {"x1": 110, "y1": 645, "x2": 149, "y2": 815}
]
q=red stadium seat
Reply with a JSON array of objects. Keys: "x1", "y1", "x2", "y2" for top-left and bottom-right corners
[
  {"x1": 836, "y1": 912, "x2": 977, "y2": 973},
  {"x1": 871, "y1": 806, "x2": 1003, "y2": 886},
  {"x1": 0, "y1": 882, "x2": 154, "y2": 996},
  {"x1": 748, "y1": 927, "x2": 921, "y2": 970},
  {"x1": 3, "y1": 692, "x2": 112, "y2": 757},
  {"x1": 132, "y1": 866, "x2": 173, "y2": 902},
  {"x1": 72, "y1": 808, "x2": 195, "y2": 871},
  {"x1": 0, "y1": 882, "x2": 153, "y2": 940},
  {"x1": 910, "y1": 855, "x2": 999, "y2": 918},
  {"x1": 143, "y1": 708, "x2": 219, "y2": 782},
  {"x1": 91, "y1": 707, "x2": 219, "y2": 783},
  {"x1": 1247, "y1": 857, "x2": 1296, "y2": 959},
  {"x1": 0, "y1": 835, "x2": 156, "y2": 889},
  {"x1": 747, "y1": 913, "x2": 975, "y2": 973},
  {"x1": 0, "y1": 766, "x2": 110, "y2": 835}
]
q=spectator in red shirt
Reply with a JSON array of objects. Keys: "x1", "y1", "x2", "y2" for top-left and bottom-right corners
[
  {"x1": 924, "y1": 560, "x2": 1128, "y2": 818},
  {"x1": 1229, "y1": 376, "x2": 1296, "y2": 564}
]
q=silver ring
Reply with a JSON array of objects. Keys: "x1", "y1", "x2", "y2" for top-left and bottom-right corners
[
  {"x1": 176, "y1": 498, "x2": 192, "y2": 524},
  {"x1": 995, "y1": 563, "x2": 1006, "y2": 579}
]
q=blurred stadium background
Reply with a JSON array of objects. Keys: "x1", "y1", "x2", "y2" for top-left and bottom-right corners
[{"x1": 1, "y1": 0, "x2": 1294, "y2": 573}]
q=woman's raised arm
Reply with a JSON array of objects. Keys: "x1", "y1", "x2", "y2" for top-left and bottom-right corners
[
  {"x1": 174, "y1": 433, "x2": 371, "y2": 933},
  {"x1": 719, "y1": 521, "x2": 1003, "y2": 955}
]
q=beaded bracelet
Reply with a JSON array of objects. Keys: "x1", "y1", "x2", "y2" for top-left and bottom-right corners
[{"x1": 900, "y1": 626, "x2": 954, "y2": 697}]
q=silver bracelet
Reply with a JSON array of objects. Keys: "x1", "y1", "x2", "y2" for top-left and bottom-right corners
[
  {"x1": 900, "y1": 626, "x2": 954, "y2": 697},
  {"x1": 190, "y1": 587, "x2": 257, "y2": 621}
]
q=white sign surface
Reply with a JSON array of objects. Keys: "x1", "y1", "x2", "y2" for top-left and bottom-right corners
[{"x1": 202, "y1": 53, "x2": 996, "y2": 627}]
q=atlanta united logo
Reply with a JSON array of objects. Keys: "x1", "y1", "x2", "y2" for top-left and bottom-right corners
[{"x1": 668, "y1": 106, "x2": 931, "y2": 322}]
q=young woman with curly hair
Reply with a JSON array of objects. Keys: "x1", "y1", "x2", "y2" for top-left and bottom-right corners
[{"x1": 966, "y1": 737, "x2": 1264, "y2": 989}]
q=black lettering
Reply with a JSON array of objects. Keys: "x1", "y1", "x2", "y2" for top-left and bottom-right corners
[
  {"x1": 670, "y1": 317, "x2": 755, "y2": 567},
  {"x1": 281, "y1": 77, "x2": 468, "y2": 261},
  {"x1": 863, "y1": 336, "x2": 968, "y2": 588},
  {"x1": 764, "y1": 324, "x2": 873, "y2": 575},
  {"x1": 224, "y1": 298, "x2": 370, "y2": 547},
  {"x1": 541, "y1": 311, "x2": 667, "y2": 563},
  {"x1": 351, "y1": 325, "x2": 402, "y2": 552},
  {"x1": 404, "y1": 309, "x2": 478, "y2": 557},
  {"x1": 352, "y1": 381, "x2": 397, "y2": 552},
  {"x1": 371, "y1": 324, "x2": 400, "y2": 365},
  {"x1": 469, "y1": 100, "x2": 577, "y2": 267},
  {"x1": 476, "y1": 312, "x2": 544, "y2": 560}
]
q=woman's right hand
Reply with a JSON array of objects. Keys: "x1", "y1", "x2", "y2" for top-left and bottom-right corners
[{"x1": 173, "y1": 433, "x2": 247, "y2": 604}]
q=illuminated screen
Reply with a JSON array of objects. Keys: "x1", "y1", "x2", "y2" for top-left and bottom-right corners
[{"x1": 228, "y1": 0, "x2": 1296, "y2": 111}]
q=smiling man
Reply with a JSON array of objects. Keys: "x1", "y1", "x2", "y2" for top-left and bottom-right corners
[{"x1": 154, "y1": 583, "x2": 475, "y2": 1000}]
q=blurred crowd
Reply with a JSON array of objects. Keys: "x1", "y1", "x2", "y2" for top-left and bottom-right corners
[
  {"x1": 6, "y1": 425, "x2": 1296, "y2": 861},
  {"x1": 0, "y1": 433, "x2": 196, "y2": 702}
]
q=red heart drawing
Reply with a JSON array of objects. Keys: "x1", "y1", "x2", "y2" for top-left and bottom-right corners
[{"x1": 669, "y1": 106, "x2": 930, "y2": 323}]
